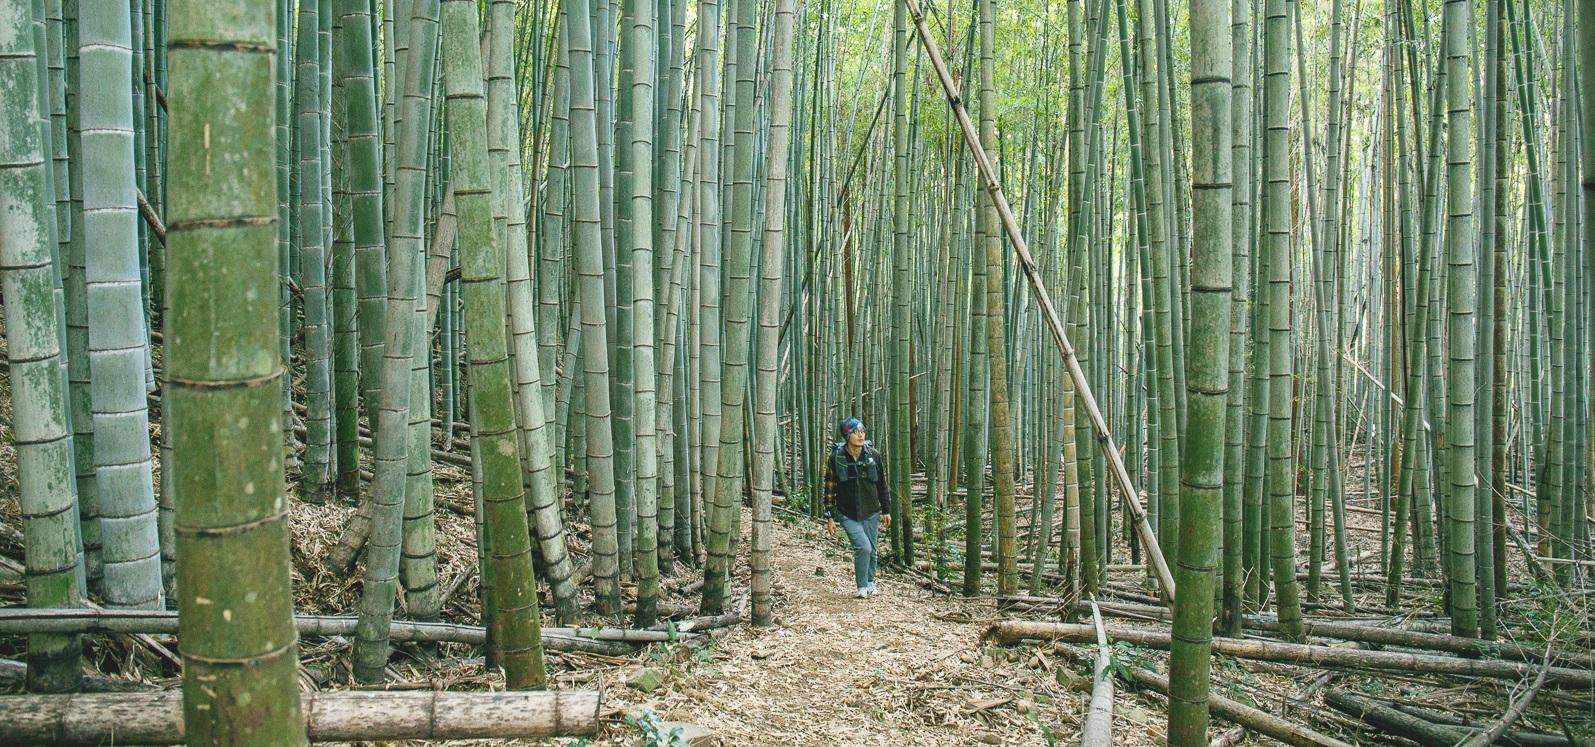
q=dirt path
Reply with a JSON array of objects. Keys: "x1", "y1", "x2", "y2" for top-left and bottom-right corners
[{"x1": 591, "y1": 516, "x2": 1096, "y2": 746}]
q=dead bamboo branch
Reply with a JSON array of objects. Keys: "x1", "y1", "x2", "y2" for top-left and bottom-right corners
[
  {"x1": 1459, "y1": 642, "x2": 1556, "y2": 747},
  {"x1": 0, "y1": 689, "x2": 601, "y2": 745},
  {"x1": 1006, "y1": 597, "x2": 1594, "y2": 670}
]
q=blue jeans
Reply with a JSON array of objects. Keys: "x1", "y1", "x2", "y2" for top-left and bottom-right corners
[{"x1": 840, "y1": 513, "x2": 880, "y2": 591}]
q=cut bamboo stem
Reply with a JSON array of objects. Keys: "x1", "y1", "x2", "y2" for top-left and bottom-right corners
[
  {"x1": 0, "y1": 690, "x2": 601, "y2": 744},
  {"x1": 1079, "y1": 600, "x2": 1114, "y2": 746}
]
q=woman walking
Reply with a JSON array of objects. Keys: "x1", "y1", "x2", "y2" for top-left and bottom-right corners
[{"x1": 824, "y1": 418, "x2": 893, "y2": 598}]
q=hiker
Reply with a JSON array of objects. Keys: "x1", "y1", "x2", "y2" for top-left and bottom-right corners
[{"x1": 823, "y1": 417, "x2": 893, "y2": 598}]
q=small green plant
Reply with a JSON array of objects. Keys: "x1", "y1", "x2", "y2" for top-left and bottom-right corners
[
  {"x1": 1024, "y1": 710, "x2": 1057, "y2": 746},
  {"x1": 623, "y1": 707, "x2": 686, "y2": 747}
]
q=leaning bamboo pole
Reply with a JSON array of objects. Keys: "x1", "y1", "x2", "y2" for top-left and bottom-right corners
[{"x1": 900, "y1": 0, "x2": 1175, "y2": 602}]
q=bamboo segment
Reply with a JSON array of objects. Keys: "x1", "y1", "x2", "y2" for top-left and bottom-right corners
[
  {"x1": 0, "y1": 690, "x2": 601, "y2": 745},
  {"x1": 165, "y1": 1, "x2": 306, "y2": 740}
]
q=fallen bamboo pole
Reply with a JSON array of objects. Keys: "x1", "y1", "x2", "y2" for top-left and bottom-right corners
[
  {"x1": 1056, "y1": 645, "x2": 1352, "y2": 747},
  {"x1": 901, "y1": 0, "x2": 1174, "y2": 603},
  {"x1": 1387, "y1": 702, "x2": 1576, "y2": 747},
  {"x1": 1078, "y1": 601, "x2": 1113, "y2": 746},
  {"x1": 1323, "y1": 689, "x2": 1479, "y2": 747},
  {"x1": 987, "y1": 621, "x2": 1595, "y2": 688},
  {"x1": 0, "y1": 609, "x2": 642, "y2": 655},
  {"x1": 0, "y1": 689, "x2": 601, "y2": 745},
  {"x1": 1017, "y1": 597, "x2": 1593, "y2": 669}
]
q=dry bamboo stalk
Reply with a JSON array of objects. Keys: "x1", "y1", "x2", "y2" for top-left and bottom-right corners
[
  {"x1": 1057, "y1": 646, "x2": 1352, "y2": 747},
  {"x1": 987, "y1": 621, "x2": 1595, "y2": 688},
  {"x1": 1079, "y1": 600, "x2": 1114, "y2": 746},
  {"x1": 0, "y1": 609, "x2": 648, "y2": 654},
  {"x1": 900, "y1": 0, "x2": 1175, "y2": 602},
  {"x1": 0, "y1": 690, "x2": 601, "y2": 744},
  {"x1": 999, "y1": 597, "x2": 1593, "y2": 669}
]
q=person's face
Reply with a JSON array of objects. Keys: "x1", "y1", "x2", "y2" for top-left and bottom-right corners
[{"x1": 847, "y1": 425, "x2": 866, "y2": 447}]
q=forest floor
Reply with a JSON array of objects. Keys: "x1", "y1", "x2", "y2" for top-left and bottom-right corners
[{"x1": 583, "y1": 512, "x2": 1112, "y2": 747}]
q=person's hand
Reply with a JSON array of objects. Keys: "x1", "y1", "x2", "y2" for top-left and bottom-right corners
[
  {"x1": 881, "y1": 514, "x2": 893, "y2": 529},
  {"x1": 826, "y1": 519, "x2": 837, "y2": 536}
]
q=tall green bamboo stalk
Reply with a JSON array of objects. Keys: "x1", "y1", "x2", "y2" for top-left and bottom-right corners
[
  {"x1": 167, "y1": 0, "x2": 307, "y2": 738},
  {"x1": 487, "y1": 0, "x2": 578, "y2": 626},
  {"x1": 296, "y1": 0, "x2": 334, "y2": 502},
  {"x1": 82, "y1": 0, "x2": 161, "y2": 609},
  {"x1": 1222, "y1": 0, "x2": 1253, "y2": 633},
  {"x1": 1442, "y1": 0, "x2": 1478, "y2": 639},
  {"x1": 619, "y1": 0, "x2": 663, "y2": 626},
  {"x1": 1167, "y1": 0, "x2": 1233, "y2": 736},
  {"x1": 351, "y1": 0, "x2": 437, "y2": 683},
  {"x1": 752, "y1": 0, "x2": 797, "y2": 626},
  {"x1": 438, "y1": 0, "x2": 547, "y2": 687},
  {"x1": 566, "y1": 0, "x2": 624, "y2": 615},
  {"x1": 1263, "y1": 0, "x2": 1303, "y2": 642},
  {"x1": 702, "y1": 0, "x2": 758, "y2": 614},
  {"x1": 1, "y1": 0, "x2": 84, "y2": 692}
]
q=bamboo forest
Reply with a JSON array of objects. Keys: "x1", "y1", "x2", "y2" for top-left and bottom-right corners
[{"x1": 0, "y1": 0, "x2": 1592, "y2": 743}]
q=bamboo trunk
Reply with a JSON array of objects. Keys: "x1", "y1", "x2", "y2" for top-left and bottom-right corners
[{"x1": 0, "y1": 690, "x2": 601, "y2": 745}]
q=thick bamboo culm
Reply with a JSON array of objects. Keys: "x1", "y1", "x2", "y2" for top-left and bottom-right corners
[
  {"x1": 988, "y1": 621, "x2": 1595, "y2": 688},
  {"x1": 0, "y1": 690, "x2": 601, "y2": 745}
]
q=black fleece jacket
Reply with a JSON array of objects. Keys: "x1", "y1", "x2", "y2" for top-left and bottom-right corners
[{"x1": 822, "y1": 442, "x2": 892, "y2": 521}]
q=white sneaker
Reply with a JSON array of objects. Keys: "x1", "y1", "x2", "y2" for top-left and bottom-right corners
[
  {"x1": 866, "y1": 582, "x2": 879, "y2": 597},
  {"x1": 855, "y1": 588, "x2": 869, "y2": 599}
]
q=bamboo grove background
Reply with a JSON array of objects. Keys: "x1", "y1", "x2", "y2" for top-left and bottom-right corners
[{"x1": 0, "y1": 0, "x2": 1592, "y2": 740}]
